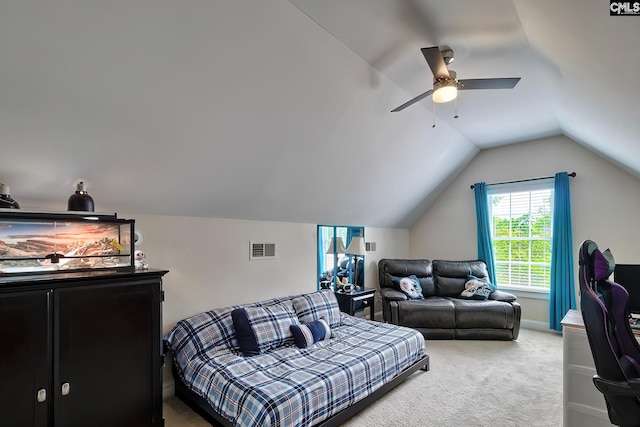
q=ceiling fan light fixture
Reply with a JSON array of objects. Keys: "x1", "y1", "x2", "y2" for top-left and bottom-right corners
[
  {"x1": 432, "y1": 82, "x2": 457, "y2": 103},
  {"x1": 390, "y1": 47, "x2": 520, "y2": 113},
  {"x1": 432, "y1": 70, "x2": 458, "y2": 103}
]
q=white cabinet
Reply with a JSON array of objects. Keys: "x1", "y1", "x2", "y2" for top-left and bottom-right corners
[{"x1": 561, "y1": 310, "x2": 610, "y2": 427}]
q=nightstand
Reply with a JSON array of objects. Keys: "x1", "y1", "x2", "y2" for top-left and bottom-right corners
[{"x1": 335, "y1": 288, "x2": 376, "y2": 320}]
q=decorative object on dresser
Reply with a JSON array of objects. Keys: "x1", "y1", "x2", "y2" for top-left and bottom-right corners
[
  {"x1": 135, "y1": 249, "x2": 150, "y2": 270},
  {"x1": 0, "y1": 268, "x2": 169, "y2": 426},
  {"x1": 67, "y1": 180, "x2": 95, "y2": 212},
  {"x1": 0, "y1": 210, "x2": 134, "y2": 274},
  {"x1": 0, "y1": 183, "x2": 20, "y2": 209}
]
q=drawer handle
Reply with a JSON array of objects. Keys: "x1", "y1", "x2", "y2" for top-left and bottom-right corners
[
  {"x1": 61, "y1": 382, "x2": 70, "y2": 396},
  {"x1": 36, "y1": 388, "x2": 46, "y2": 403}
]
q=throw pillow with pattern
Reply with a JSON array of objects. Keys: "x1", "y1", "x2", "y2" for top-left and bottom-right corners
[
  {"x1": 460, "y1": 275, "x2": 496, "y2": 300},
  {"x1": 392, "y1": 274, "x2": 424, "y2": 299},
  {"x1": 290, "y1": 318, "x2": 331, "y2": 348}
]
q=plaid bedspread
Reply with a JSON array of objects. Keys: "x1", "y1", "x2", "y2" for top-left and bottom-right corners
[{"x1": 165, "y1": 296, "x2": 426, "y2": 427}]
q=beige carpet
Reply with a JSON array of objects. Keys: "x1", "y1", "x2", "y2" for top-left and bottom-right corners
[
  {"x1": 164, "y1": 328, "x2": 563, "y2": 426},
  {"x1": 344, "y1": 328, "x2": 563, "y2": 427}
]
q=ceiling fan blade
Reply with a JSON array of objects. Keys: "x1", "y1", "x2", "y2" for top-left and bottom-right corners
[
  {"x1": 421, "y1": 47, "x2": 450, "y2": 80},
  {"x1": 457, "y1": 77, "x2": 521, "y2": 90},
  {"x1": 391, "y1": 89, "x2": 433, "y2": 112}
]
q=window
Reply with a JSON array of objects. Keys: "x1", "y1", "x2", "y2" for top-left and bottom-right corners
[{"x1": 488, "y1": 179, "x2": 553, "y2": 291}]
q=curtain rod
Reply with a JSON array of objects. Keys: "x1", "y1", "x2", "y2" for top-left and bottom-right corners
[{"x1": 469, "y1": 172, "x2": 576, "y2": 190}]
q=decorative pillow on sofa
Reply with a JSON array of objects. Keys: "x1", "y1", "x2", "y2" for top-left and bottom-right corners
[
  {"x1": 292, "y1": 290, "x2": 341, "y2": 328},
  {"x1": 391, "y1": 274, "x2": 424, "y2": 300},
  {"x1": 290, "y1": 318, "x2": 331, "y2": 348},
  {"x1": 460, "y1": 275, "x2": 496, "y2": 300},
  {"x1": 231, "y1": 301, "x2": 300, "y2": 356}
]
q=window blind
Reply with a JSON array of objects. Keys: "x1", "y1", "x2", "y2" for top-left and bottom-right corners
[{"x1": 488, "y1": 180, "x2": 553, "y2": 289}]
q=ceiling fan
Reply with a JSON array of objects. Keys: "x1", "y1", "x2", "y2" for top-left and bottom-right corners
[{"x1": 391, "y1": 46, "x2": 521, "y2": 112}]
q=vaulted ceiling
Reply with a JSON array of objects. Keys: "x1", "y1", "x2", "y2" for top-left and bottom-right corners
[{"x1": 1, "y1": 1, "x2": 638, "y2": 227}]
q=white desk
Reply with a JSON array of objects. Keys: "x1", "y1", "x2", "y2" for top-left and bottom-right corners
[{"x1": 561, "y1": 310, "x2": 610, "y2": 427}]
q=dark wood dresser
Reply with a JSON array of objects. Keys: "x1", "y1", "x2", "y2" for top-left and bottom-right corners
[{"x1": 0, "y1": 269, "x2": 168, "y2": 427}]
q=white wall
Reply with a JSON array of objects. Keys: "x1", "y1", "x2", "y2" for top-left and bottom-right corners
[
  {"x1": 362, "y1": 227, "x2": 410, "y2": 308},
  {"x1": 123, "y1": 215, "x2": 409, "y2": 334},
  {"x1": 128, "y1": 215, "x2": 316, "y2": 331},
  {"x1": 409, "y1": 135, "x2": 640, "y2": 328}
]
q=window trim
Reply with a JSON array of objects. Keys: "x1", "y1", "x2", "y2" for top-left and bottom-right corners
[{"x1": 499, "y1": 286, "x2": 550, "y2": 299}]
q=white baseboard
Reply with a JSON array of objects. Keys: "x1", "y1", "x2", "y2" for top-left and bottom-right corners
[
  {"x1": 520, "y1": 319, "x2": 561, "y2": 334},
  {"x1": 162, "y1": 380, "x2": 175, "y2": 400}
]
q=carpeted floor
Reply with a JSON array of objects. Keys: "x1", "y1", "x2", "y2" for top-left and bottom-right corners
[
  {"x1": 343, "y1": 328, "x2": 563, "y2": 426},
  {"x1": 164, "y1": 328, "x2": 563, "y2": 426}
]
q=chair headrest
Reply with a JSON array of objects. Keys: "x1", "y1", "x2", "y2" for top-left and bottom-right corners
[{"x1": 594, "y1": 247, "x2": 615, "y2": 281}]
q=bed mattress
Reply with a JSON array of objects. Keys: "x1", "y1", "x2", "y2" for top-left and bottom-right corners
[{"x1": 166, "y1": 308, "x2": 425, "y2": 427}]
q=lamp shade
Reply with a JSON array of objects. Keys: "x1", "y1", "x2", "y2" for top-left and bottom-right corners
[
  {"x1": 326, "y1": 236, "x2": 347, "y2": 254},
  {"x1": 345, "y1": 237, "x2": 367, "y2": 256},
  {"x1": 0, "y1": 183, "x2": 20, "y2": 209},
  {"x1": 68, "y1": 181, "x2": 95, "y2": 212}
]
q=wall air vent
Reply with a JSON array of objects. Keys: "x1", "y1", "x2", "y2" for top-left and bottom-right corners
[
  {"x1": 365, "y1": 241, "x2": 377, "y2": 252},
  {"x1": 250, "y1": 242, "x2": 277, "y2": 260}
]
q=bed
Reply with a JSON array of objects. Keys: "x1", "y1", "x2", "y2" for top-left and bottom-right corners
[{"x1": 164, "y1": 290, "x2": 429, "y2": 426}]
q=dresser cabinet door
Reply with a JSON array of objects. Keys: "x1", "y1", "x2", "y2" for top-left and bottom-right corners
[
  {"x1": 54, "y1": 281, "x2": 161, "y2": 427},
  {"x1": 0, "y1": 291, "x2": 50, "y2": 427}
]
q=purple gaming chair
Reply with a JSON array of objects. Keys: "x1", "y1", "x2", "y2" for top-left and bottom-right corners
[{"x1": 579, "y1": 239, "x2": 640, "y2": 426}]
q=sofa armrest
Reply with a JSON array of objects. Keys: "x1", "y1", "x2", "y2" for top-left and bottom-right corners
[
  {"x1": 489, "y1": 290, "x2": 517, "y2": 302},
  {"x1": 511, "y1": 301, "x2": 521, "y2": 340},
  {"x1": 380, "y1": 288, "x2": 408, "y2": 301},
  {"x1": 380, "y1": 288, "x2": 406, "y2": 324}
]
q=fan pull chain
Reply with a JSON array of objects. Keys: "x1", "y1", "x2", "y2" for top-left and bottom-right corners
[
  {"x1": 432, "y1": 101, "x2": 436, "y2": 128},
  {"x1": 454, "y1": 97, "x2": 459, "y2": 119}
]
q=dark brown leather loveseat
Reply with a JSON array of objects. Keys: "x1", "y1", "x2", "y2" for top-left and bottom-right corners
[{"x1": 378, "y1": 259, "x2": 521, "y2": 340}]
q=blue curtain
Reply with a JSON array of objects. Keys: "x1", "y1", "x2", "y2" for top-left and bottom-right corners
[
  {"x1": 550, "y1": 172, "x2": 576, "y2": 331},
  {"x1": 474, "y1": 182, "x2": 497, "y2": 283}
]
